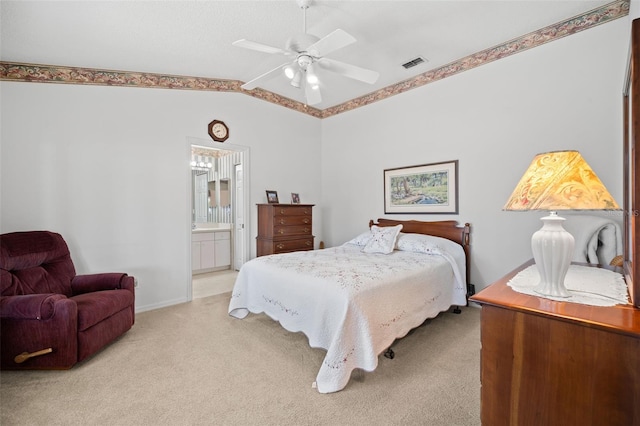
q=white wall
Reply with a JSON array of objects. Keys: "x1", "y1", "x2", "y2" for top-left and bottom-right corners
[
  {"x1": 320, "y1": 18, "x2": 629, "y2": 291},
  {"x1": 0, "y1": 13, "x2": 631, "y2": 310},
  {"x1": 1, "y1": 83, "x2": 322, "y2": 311}
]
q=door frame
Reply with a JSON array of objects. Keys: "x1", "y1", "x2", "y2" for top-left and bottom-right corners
[
  {"x1": 185, "y1": 136, "x2": 251, "y2": 301},
  {"x1": 233, "y1": 163, "x2": 245, "y2": 271}
]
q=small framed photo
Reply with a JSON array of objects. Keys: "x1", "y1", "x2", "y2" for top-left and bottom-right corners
[
  {"x1": 266, "y1": 190, "x2": 279, "y2": 204},
  {"x1": 291, "y1": 193, "x2": 300, "y2": 204}
]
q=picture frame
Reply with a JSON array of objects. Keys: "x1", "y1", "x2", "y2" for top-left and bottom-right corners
[
  {"x1": 266, "y1": 190, "x2": 279, "y2": 204},
  {"x1": 291, "y1": 193, "x2": 300, "y2": 204},
  {"x1": 384, "y1": 160, "x2": 459, "y2": 214}
]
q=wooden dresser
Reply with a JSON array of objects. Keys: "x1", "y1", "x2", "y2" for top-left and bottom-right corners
[
  {"x1": 470, "y1": 259, "x2": 640, "y2": 426},
  {"x1": 256, "y1": 204, "x2": 314, "y2": 256}
]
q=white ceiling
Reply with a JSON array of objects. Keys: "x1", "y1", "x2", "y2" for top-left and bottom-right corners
[{"x1": 1, "y1": 0, "x2": 615, "y2": 110}]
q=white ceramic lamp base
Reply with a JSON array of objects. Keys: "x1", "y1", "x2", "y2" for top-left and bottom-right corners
[{"x1": 530, "y1": 212, "x2": 575, "y2": 298}]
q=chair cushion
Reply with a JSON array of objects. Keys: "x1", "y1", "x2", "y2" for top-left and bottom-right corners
[
  {"x1": 0, "y1": 231, "x2": 76, "y2": 297},
  {"x1": 71, "y1": 290, "x2": 134, "y2": 331}
]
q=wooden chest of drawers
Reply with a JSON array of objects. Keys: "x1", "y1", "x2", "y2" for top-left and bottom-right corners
[
  {"x1": 256, "y1": 204, "x2": 314, "y2": 256},
  {"x1": 470, "y1": 260, "x2": 640, "y2": 425}
]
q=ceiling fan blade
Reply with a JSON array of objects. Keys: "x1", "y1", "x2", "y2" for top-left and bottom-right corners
[
  {"x1": 232, "y1": 39, "x2": 290, "y2": 55},
  {"x1": 306, "y1": 29, "x2": 356, "y2": 57},
  {"x1": 318, "y1": 57, "x2": 379, "y2": 84},
  {"x1": 304, "y1": 79, "x2": 322, "y2": 106},
  {"x1": 241, "y1": 62, "x2": 290, "y2": 90}
]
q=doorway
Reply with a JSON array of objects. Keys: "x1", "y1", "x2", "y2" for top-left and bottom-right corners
[{"x1": 186, "y1": 137, "x2": 250, "y2": 300}]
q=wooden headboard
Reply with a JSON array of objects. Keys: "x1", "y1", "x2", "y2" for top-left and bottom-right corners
[{"x1": 369, "y1": 218, "x2": 471, "y2": 294}]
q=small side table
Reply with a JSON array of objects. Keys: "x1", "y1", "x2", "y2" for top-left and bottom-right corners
[{"x1": 470, "y1": 259, "x2": 640, "y2": 426}]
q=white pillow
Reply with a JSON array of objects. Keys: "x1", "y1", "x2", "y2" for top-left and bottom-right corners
[
  {"x1": 362, "y1": 225, "x2": 403, "y2": 254},
  {"x1": 396, "y1": 233, "x2": 445, "y2": 254},
  {"x1": 345, "y1": 231, "x2": 373, "y2": 247},
  {"x1": 396, "y1": 233, "x2": 467, "y2": 286}
]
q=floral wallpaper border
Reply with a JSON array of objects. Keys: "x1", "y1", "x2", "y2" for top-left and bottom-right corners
[{"x1": 0, "y1": 0, "x2": 629, "y2": 120}]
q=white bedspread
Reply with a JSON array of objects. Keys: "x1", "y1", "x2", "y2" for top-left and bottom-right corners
[{"x1": 228, "y1": 244, "x2": 467, "y2": 393}]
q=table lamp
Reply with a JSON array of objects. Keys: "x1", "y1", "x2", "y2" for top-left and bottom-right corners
[{"x1": 503, "y1": 150, "x2": 620, "y2": 298}]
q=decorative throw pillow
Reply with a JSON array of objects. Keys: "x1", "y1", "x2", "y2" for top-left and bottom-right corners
[{"x1": 362, "y1": 225, "x2": 403, "y2": 254}]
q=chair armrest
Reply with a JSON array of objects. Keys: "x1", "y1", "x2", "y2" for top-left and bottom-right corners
[
  {"x1": 0, "y1": 294, "x2": 70, "y2": 320},
  {"x1": 71, "y1": 273, "x2": 134, "y2": 295}
]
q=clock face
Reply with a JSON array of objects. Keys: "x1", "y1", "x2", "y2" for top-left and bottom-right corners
[
  {"x1": 208, "y1": 120, "x2": 229, "y2": 142},
  {"x1": 212, "y1": 123, "x2": 227, "y2": 138}
]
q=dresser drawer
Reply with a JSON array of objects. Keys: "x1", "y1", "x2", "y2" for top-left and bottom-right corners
[
  {"x1": 273, "y1": 224, "x2": 312, "y2": 236},
  {"x1": 272, "y1": 238, "x2": 314, "y2": 253},
  {"x1": 272, "y1": 206, "x2": 313, "y2": 216},
  {"x1": 273, "y1": 215, "x2": 312, "y2": 226}
]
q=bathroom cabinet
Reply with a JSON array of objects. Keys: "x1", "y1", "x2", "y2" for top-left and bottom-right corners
[{"x1": 192, "y1": 230, "x2": 231, "y2": 274}]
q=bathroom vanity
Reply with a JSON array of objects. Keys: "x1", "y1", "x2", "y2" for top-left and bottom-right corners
[{"x1": 192, "y1": 228, "x2": 231, "y2": 274}]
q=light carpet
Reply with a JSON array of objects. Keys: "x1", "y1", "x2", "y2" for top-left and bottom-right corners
[{"x1": 0, "y1": 292, "x2": 481, "y2": 425}]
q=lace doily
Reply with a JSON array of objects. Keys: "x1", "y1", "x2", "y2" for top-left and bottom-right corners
[{"x1": 508, "y1": 265, "x2": 630, "y2": 307}]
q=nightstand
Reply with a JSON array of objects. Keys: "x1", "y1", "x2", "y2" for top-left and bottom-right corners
[{"x1": 470, "y1": 259, "x2": 640, "y2": 425}]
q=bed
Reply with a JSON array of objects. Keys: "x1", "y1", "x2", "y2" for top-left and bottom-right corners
[{"x1": 228, "y1": 218, "x2": 471, "y2": 393}]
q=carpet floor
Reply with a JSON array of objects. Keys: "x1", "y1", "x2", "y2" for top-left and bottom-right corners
[{"x1": 1, "y1": 292, "x2": 481, "y2": 425}]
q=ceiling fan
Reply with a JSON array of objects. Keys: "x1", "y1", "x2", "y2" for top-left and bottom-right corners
[{"x1": 232, "y1": 0, "x2": 379, "y2": 106}]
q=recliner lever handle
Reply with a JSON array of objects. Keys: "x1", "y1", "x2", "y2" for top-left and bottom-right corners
[{"x1": 14, "y1": 348, "x2": 53, "y2": 364}]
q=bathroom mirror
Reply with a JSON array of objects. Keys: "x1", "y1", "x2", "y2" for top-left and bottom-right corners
[{"x1": 191, "y1": 146, "x2": 234, "y2": 225}]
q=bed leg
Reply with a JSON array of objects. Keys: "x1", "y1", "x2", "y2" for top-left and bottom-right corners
[
  {"x1": 384, "y1": 348, "x2": 395, "y2": 359},
  {"x1": 453, "y1": 306, "x2": 462, "y2": 314}
]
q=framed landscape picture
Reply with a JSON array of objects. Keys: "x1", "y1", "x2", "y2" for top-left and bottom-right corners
[{"x1": 384, "y1": 160, "x2": 458, "y2": 214}]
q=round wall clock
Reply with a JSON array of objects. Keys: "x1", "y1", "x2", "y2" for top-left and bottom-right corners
[{"x1": 208, "y1": 120, "x2": 229, "y2": 142}]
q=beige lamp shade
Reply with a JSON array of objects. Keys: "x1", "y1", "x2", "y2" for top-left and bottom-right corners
[{"x1": 503, "y1": 150, "x2": 619, "y2": 211}]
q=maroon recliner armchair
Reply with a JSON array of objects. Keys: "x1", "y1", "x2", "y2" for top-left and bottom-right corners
[{"x1": 0, "y1": 231, "x2": 135, "y2": 369}]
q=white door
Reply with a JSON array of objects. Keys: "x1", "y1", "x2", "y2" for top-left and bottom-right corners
[
  {"x1": 194, "y1": 173, "x2": 208, "y2": 223},
  {"x1": 234, "y1": 164, "x2": 245, "y2": 270}
]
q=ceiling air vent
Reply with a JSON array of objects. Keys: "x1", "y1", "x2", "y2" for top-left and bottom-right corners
[{"x1": 402, "y1": 57, "x2": 426, "y2": 69}]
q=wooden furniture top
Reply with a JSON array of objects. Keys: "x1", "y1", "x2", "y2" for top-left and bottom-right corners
[
  {"x1": 470, "y1": 259, "x2": 640, "y2": 338},
  {"x1": 257, "y1": 204, "x2": 315, "y2": 207}
]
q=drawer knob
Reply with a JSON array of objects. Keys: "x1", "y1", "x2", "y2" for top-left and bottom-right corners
[
  {"x1": 280, "y1": 209, "x2": 285, "y2": 214},
  {"x1": 304, "y1": 228, "x2": 309, "y2": 233},
  {"x1": 279, "y1": 229, "x2": 285, "y2": 234},
  {"x1": 303, "y1": 218, "x2": 310, "y2": 224},
  {"x1": 279, "y1": 219, "x2": 286, "y2": 225},
  {"x1": 305, "y1": 241, "x2": 312, "y2": 246},
  {"x1": 276, "y1": 243, "x2": 285, "y2": 249}
]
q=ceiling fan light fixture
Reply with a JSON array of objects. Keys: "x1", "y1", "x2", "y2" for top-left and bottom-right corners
[
  {"x1": 306, "y1": 63, "x2": 319, "y2": 84},
  {"x1": 291, "y1": 70, "x2": 302, "y2": 88},
  {"x1": 284, "y1": 66, "x2": 296, "y2": 79},
  {"x1": 296, "y1": 54, "x2": 313, "y2": 70}
]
